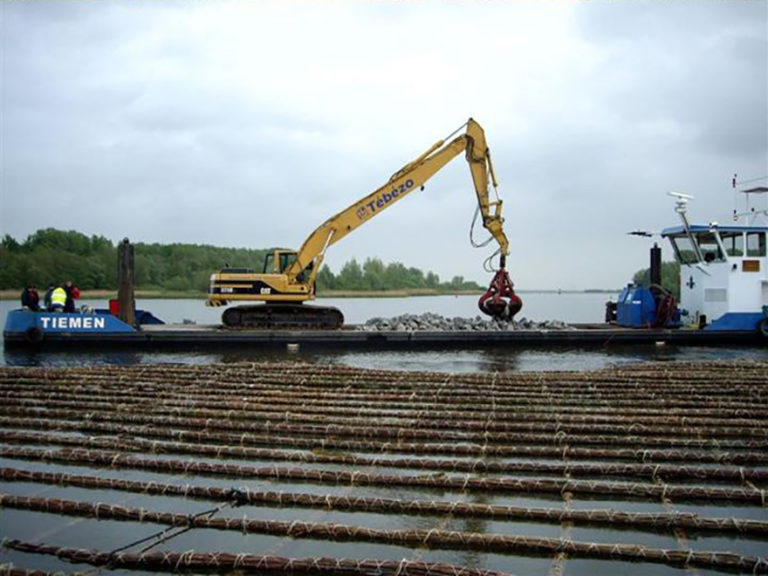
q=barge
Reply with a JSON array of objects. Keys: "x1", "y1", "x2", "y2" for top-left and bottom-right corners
[
  {"x1": 4, "y1": 187, "x2": 768, "y2": 350},
  {"x1": 3, "y1": 312, "x2": 766, "y2": 349}
]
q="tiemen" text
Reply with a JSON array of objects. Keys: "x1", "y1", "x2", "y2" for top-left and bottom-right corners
[{"x1": 40, "y1": 317, "x2": 107, "y2": 329}]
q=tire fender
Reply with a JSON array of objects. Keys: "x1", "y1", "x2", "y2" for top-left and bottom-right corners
[
  {"x1": 759, "y1": 318, "x2": 768, "y2": 339},
  {"x1": 25, "y1": 326, "x2": 44, "y2": 343}
]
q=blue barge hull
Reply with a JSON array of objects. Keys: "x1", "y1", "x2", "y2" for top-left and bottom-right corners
[{"x1": 3, "y1": 312, "x2": 766, "y2": 350}]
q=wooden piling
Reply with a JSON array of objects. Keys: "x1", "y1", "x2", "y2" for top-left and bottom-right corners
[{"x1": 117, "y1": 237, "x2": 135, "y2": 326}]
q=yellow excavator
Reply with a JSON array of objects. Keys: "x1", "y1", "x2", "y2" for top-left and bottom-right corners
[{"x1": 207, "y1": 118, "x2": 522, "y2": 329}]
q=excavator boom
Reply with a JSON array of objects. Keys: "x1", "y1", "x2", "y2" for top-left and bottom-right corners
[{"x1": 285, "y1": 119, "x2": 509, "y2": 280}]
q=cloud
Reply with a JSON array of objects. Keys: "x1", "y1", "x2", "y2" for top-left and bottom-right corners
[{"x1": 1, "y1": 1, "x2": 765, "y2": 290}]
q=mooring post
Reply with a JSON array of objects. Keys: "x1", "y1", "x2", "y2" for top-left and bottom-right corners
[
  {"x1": 118, "y1": 238, "x2": 136, "y2": 326},
  {"x1": 650, "y1": 243, "x2": 662, "y2": 294}
]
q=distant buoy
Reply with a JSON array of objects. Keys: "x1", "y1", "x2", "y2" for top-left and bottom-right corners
[{"x1": 287, "y1": 343, "x2": 300, "y2": 353}]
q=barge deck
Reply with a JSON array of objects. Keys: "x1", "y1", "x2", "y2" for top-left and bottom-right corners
[{"x1": 5, "y1": 322, "x2": 767, "y2": 349}]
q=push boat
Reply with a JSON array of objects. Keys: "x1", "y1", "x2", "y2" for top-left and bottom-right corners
[{"x1": 613, "y1": 188, "x2": 768, "y2": 336}]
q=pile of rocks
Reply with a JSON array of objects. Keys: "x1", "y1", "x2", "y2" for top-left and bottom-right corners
[{"x1": 357, "y1": 312, "x2": 572, "y2": 332}]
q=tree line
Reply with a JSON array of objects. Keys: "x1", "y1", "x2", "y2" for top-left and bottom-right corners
[
  {"x1": 0, "y1": 229, "x2": 481, "y2": 293},
  {"x1": 316, "y1": 258, "x2": 482, "y2": 292},
  {"x1": 3, "y1": 228, "x2": 682, "y2": 296},
  {"x1": 632, "y1": 261, "x2": 681, "y2": 299}
]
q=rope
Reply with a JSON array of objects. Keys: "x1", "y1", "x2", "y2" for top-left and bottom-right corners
[
  {"x1": 3, "y1": 538, "x2": 766, "y2": 573},
  {"x1": 2, "y1": 447, "x2": 766, "y2": 504}
]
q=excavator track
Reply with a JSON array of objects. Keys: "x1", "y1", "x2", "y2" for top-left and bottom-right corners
[{"x1": 222, "y1": 304, "x2": 344, "y2": 330}]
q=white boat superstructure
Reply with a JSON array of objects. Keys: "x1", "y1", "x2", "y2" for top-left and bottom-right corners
[{"x1": 661, "y1": 187, "x2": 768, "y2": 331}]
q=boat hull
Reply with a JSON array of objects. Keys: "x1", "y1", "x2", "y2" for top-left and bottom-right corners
[{"x1": 4, "y1": 310, "x2": 138, "y2": 344}]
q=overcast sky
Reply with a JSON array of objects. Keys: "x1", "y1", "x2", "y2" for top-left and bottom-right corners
[{"x1": 1, "y1": 1, "x2": 766, "y2": 289}]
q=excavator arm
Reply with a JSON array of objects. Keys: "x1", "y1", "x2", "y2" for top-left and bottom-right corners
[{"x1": 287, "y1": 118, "x2": 509, "y2": 283}]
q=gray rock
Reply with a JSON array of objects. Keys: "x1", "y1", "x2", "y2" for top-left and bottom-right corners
[{"x1": 355, "y1": 312, "x2": 573, "y2": 332}]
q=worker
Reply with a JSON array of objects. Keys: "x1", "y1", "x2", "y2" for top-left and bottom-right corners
[
  {"x1": 20, "y1": 285, "x2": 40, "y2": 311},
  {"x1": 43, "y1": 284, "x2": 54, "y2": 311},
  {"x1": 50, "y1": 285, "x2": 67, "y2": 312},
  {"x1": 64, "y1": 280, "x2": 80, "y2": 312}
]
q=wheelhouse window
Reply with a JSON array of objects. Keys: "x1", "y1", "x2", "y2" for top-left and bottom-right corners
[
  {"x1": 696, "y1": 232, "x2": 724, "y2": 263},
  {"x1": 747, "y1": 232, "x2": 767, "y2": 257},
  {"x1": 669, "y1": 232, "x2": 725, "y2": 264},
  {"x1": 669, "y1": 235, "x2": 700, "y2": 265},
  {"x1": 720, "y1": 232, "x2": 744, "y2": 257}
]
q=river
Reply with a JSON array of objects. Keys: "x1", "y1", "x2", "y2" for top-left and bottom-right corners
[{"x1": 3, "y1": 293, "x2": 767, "y2": 371}]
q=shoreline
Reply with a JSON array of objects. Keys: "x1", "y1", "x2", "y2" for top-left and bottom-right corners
[
  {"x1": 0, "y1": 289, "x2": 479, "y2": 301},
  {"x1": 1, "y1": 288, "x2": 618, "y2": 301}
]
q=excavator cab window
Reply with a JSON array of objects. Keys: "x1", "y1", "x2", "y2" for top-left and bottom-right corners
[
  {"x1": 279, "y1": 252, "x2": 298, "y2": 273},
  {"x1": 263, "y1": 251, "x2": 298, "y2": 273},
  {"x1": 264, "y1": 250, "x2": 309, "y2": 279},
  {"x1": 263, "y1": 253, "x2": 275, "y2": 274}
]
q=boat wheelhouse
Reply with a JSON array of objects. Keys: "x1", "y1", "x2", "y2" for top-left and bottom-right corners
[{"x1": 661, "y1": 188, "x2": 768, "y2": 331}]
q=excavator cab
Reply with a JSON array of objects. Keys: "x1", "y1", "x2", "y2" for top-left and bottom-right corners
[
  {"x1": 263, "y1": 250, "x2": 297, "y2": 274},
  {"x1": 263, "y1": 250, "x2": 313, "y2": 285}
]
